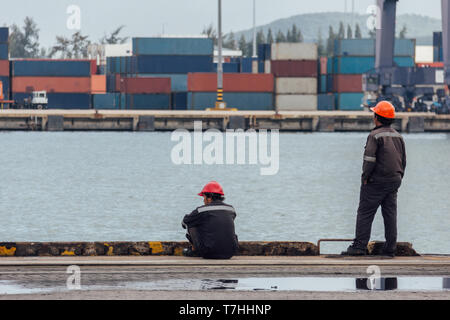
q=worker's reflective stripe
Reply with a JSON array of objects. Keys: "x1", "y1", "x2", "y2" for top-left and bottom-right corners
[
  {"x1": 364, "y1": 155, "x2": 377, "y2": 162},
  {"x1": 198, "y1": 205, "x2": 235, "y2": 213},
  {"x1": 374, "y1": 132, "x2": 403, "y2": 140}
]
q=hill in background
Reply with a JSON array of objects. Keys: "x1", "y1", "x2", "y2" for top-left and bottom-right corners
[{"x1": 233, "y1": 12, "x2": 442, "y2": 45}]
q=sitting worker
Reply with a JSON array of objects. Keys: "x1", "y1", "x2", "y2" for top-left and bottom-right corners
[{"x1": 182, "y1": 181, "x2": 239, "y2": 259}]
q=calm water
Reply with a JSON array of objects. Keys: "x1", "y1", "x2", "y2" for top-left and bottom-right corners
[{"x1": 0, "y1": 131, "x2": 449, "y2": 254}]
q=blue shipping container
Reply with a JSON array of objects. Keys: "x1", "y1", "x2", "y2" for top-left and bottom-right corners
[
  {"x1": 126, "y1": 94, "x2": 170, "y2": 110},
  {"x1": 93, "y1": 93, "x2": 121, "y2": 109},
  {"x1": 132, "y1": 38, "x2": 213, "y2": 56},
  {"x1": 332, "y1": 56, "x2": 415, "y2": 74},
  {"x1": 13, "y1": 93, "x2": 91, "y2": 109},
  {"x1": 188, "y1": 92, "x2": 273, "y2": 110},
  {"x1": 257, "y1": 44, "x2": 271, "y2": 61},
  {"x1": 241, "y1": 57, "x2": 253, "y2": 73},
  {"x1": 213, "y1": 62, "x2": 240, "y2": 73},
  {"x1": 336, "y1": 93, "x2": 364, "y2": 110},
  {"x1": 317, "y1": 94, "x2": 335, "y2": 110},
  {"x1": 319, "y1": 75, "x2": 327, "y2": 93},
  {"x1": 172, "y1": 92, "x2": 188, "y2": 110},
  {"x1": 0, "y1": 28, "x2": 8, "y2": 43},
  {"x1": 0, "y1": 76, "x2": 10, "y2": 100},
  {"x1": 135, "y1": 55, "x2": 213, "y2": 74},
  {"x1": 12, "y1": 60, "x2": 93, "y2": 77},
  {"x1": 334, "y1": 39, "x2": 415, "y2": 57},
  {"x1": 433, "y1": 32, "x2": 442, "y2": 47},
  {"x1": 0, "y1": 43, "x2": 8, "y2": 60}
]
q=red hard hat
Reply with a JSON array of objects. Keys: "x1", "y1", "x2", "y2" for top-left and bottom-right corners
[
  {"x1": 370, "y1": 101, "x2": 395, "y2": 119},
  {"x1": 198, "y1": 181, "x2": 224, "y2": 197}
]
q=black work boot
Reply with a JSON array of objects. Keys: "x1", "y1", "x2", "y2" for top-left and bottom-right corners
[
  {"x1": 341, "y1": 245, "x2": 367, "y2": 256},
  {"x1": 182, "y1": 247, "x2": 202, "y2": 257}
]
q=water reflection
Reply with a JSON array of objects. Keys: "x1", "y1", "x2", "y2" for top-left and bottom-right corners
[
  {"x1": 356, "y1": 278, "x2": 398, "y2": 291},
  {"x1": 443, "y1": 278, "x2": 450, "y2": 289}
]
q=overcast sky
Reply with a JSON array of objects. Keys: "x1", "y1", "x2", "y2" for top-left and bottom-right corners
[{"x1": 0, "y1": 0, "x2": 443, "y2": 48}]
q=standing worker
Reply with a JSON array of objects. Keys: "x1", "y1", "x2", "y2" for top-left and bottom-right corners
[
  {"x1": 182, "y1": 181, "x2": 239, "y2": 259},
  {"x1": 342, "y1": 101, "x2": 407, "y2": 257}
]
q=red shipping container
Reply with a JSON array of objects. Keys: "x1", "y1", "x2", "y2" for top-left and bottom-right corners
[
  {"x1": 187, "y1": 73, "x2": 274, "y2": 92},
  {"x1": 270, "y1": 60, "x2": 318, "y2": 77},
  {"x1": 116, "y1": 77, "x2": 171, "y2": 94},
  {"x1": 0, "y1": 60, "x2": 9, "y2": 76},
  {"x1": 332, "y1": 74, "x2": 363, "y2": 92},
  {"x1": 12, "y1": 77, "x2": 92, "y2": 93}
]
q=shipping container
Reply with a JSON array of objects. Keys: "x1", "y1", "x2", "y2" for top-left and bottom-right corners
[
  {"x1": 332, "y1": 74, "x2": 363, "y2": 92},
  {"x1": 116, "y1": 77, "x2": 171, "y2": 94},
  {"x1": 258, "y1": 61, "x2": 264, "y2": 73},
  {"x1": 0, "y1": 43, "x2": 8, "y2": 60},
  {"x1": 135, "y1": 55, "x2": 213, "y2": 74},
  {"x1": 335, "y1": 93, "x2": 364, "y2": 110},
  {"x1": 271, "y1": 43, "x2": 318, "y2": 60},
  {"x1": 12, "y1": 77, "x2": 92, "y2": 93},
  {"x1": 271, "y1": 60, "x2": 318, "y2": 77},
  {"x1": 334, "y1": 38, "x2": 416, "y2": 57},
  {"x1": 126, "y1": 93, "x2": 170, "y2": 110},
  {"x1": 0, "y1": 76, "x2": 10, "y2": 100},
  {"x1": 93, "y1": 93, "x2": 121, "y2": 109},
  {"x1": 275, "y1": 77, "x2": 317, "y2": 94},
  {"x1": 0, "y1": 28, "x2": 8, "y2": 43},
  {"x1": 171, "y1": 92, "x2": 188, "y2": 110},
  {"x1": 0, "y1": 60, "x2": 9, "y2": 76},
  {"x1": 434, "y1": 46, "x2": 443, "y2": 62},
  {"x1": 132, "y1": 37, "x2": 213, "y2": 56},
  {"x1": 275, "y1": 94, "x2": 318, "y2": 111},
  {"x1": 188, "y1": 92, "x2": 273, "y2": 110},
  {"x1": 12, "y1": 59, "x2": 96, "y2": 77},
  {"x1": 213, "y1": 62, "x2": 240, "y2": 73},
  {"x1": 264, "y1": 60, "x2": 271, "y2": 74},
  {"x1": 317, "y1": 93, "x2": 335, "y2": 110},
  {"x1": 188, "y1": 73, "x2": 274, "y2": 92},
  {"x1": 240, "y1": 57, "x2": 253, "y2": 73},
  {"x1": 137, "y1": 73, "x2": 187, "y2": 92},
  {"x1": 319, "y1": 75, "x2": 327, "y2": 93},
  {"x1": 12, "y1": 93, "x2": 92, "y2": 109},
  {"x1": 258, "y1": 44, "x2": 271, "y2": 61},
  {"x1": 91, "y1": 75, "x2": 107, "y2": 93},
  {"x1": 332, "y1": 56, "x2": 415, "y2": 74}
]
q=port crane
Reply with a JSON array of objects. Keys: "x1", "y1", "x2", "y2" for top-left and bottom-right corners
[{"x1": 363, "y1": 0, "x2": 450, "y2": 114}]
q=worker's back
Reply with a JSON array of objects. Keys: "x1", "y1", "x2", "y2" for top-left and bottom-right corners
[{"x1": 183, "y1": 200, "x2": 238, "y2": 259}]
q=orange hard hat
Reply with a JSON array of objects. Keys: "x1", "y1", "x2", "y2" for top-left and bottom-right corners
[
  {"x1": 198, "y1": 181, "x2": 224, "y2": 197},
  {"x1": 370, "y1": 101, "x2": 395, "y2": 119}
]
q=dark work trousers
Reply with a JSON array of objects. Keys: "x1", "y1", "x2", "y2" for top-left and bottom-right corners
[
  {"x1": 186, "y1": 227, "x2": 202, "y2": 252},
  {"x1": 353, "y1": 180, "x2": 402, "y2": 253}
]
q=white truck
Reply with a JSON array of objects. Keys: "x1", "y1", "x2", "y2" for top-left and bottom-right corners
[{"x1": 13, "y1": 91, "x2": 48, "y2": 109}]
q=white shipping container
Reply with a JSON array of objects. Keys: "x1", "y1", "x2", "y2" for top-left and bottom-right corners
[
  {"x1": 264, "y1": 60, "x2": 271, "y2": 74},
  {"x1": 271, "y1": 43, "x2": 318, "y2": 61},
  {"x1": 105, "y1": 43, "x2": 133, "y2": 57},
  {"x1": 276, "y1": 94, "x2": 318, "y2": 111},
  {"x1": 275, "y1": 77, "x2": 317, "y2": 94},
  {"x1": 415, "y1": 45, "x2": 433, "y2": 63}
]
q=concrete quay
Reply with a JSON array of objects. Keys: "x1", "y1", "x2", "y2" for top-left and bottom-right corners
[{"x1": 0, "y1": 110, "x2": 449, "y2": 132}]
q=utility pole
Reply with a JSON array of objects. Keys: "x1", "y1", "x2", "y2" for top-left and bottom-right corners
[
  {"x1": 253, "y1": 0, "x2": 257, "y2": 58},
  {"x1": 216, "y1": 0, "x2": 226, "y2": 108}
]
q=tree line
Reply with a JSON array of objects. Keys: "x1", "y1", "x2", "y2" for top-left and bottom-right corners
[
  {"x1": 7, "y1": 17, "x2": 408, "y2": 59},
  {"x1": 8, "y1": 17, "x2": 128, "y2": 59}
]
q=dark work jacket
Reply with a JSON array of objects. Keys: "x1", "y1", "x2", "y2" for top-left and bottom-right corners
[
  {"x1": 182, "y1": 200, "x2": 239, "y2": 259},
  {"x1": 362, "y1": 125, "x2": 407, "y2": 183}
]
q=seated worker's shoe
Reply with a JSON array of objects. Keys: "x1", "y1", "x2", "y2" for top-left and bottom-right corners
[
  {"x1": 341, "y1": 245, "x2": 367, "y2": 256},
  {"x1": 182, "y1": 247, "x2": 202, "y2": 257}
]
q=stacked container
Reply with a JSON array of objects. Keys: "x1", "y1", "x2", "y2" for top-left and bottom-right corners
[
  {"x1": 268, "y1": 43, "x2": 318, "y2": 111},
  {"x1": 11, "y1": 59, "x2": 102, "y2": 109},
  {"x1": 328, "y1": 38, "x2": 416, "y2": 110},
  {"x1": 433, "y1": 32, "x2": 443, "y2": 62},
  {"x1": 187, "y1": 73, "x2": 274, "y2": 110},
  {"x1": 101, "y1": 37, "x2": 214, "y2": 110},
  {"x1": 0, "y1": 27, "x2": 9, "y2": 101}
]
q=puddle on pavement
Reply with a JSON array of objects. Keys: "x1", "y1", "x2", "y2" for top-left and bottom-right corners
[{"x1": 0, "y1": 277, "x2": 449, "y2": 294}]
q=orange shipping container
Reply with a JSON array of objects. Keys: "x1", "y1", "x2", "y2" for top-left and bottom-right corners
[
  {"x1": 0, "y1": 60, "x2": 9, "y2": 76},
  {"x1": 91, "y1": 75, "x2": 106, "y2": 93},
  {"x1": 188, "y1": 73, "x2": 274, "y2": 92},
  {"x1": 12, "y1": 77, "x2": 92, "y2": 93}
]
